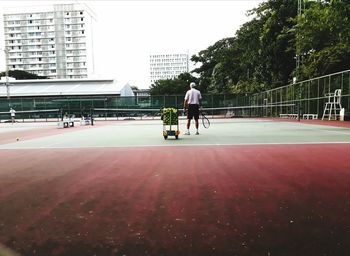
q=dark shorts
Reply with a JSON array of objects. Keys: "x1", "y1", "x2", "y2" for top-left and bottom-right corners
[{"x1": 187, "y1": 104, "x2": 199, "y2": 120}]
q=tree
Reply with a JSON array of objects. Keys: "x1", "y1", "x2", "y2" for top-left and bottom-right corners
[
  {"x1": 130, "y1": 85, "x2": 139, "y2": 91},
  {"x1": 296, "y1": 0, "x2": 350, "y2": 78},
  {"x1": 191, "y1": 0, "x2": 350, "y2": 95},
  {"x1": 191, "y1": 37, "x2": 236, "y2": 93},
  {"x1": 0, "y1": 70, "x2": 48, "y2": 80},
  {"x1": 149, "y1": 73, "x2": 199, "y2": 96},
  {"x1": 191, "y1": 0, "x2": 298, "y2": 94},
  {"x1": 250, "y1": 0, "x2": 297, "y2": 87}
]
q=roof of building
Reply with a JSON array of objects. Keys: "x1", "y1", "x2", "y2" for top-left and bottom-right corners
[
  {"x1": 3, "y1": 3, "x2": 97, "y2": 20},
  {"x1": 0, "y1": 78, "x2": 134, "y2": 97}
]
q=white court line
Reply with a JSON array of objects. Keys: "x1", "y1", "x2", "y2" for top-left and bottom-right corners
[{"x1": 1, "y1": 141, "x2": 350, "y2": 150}]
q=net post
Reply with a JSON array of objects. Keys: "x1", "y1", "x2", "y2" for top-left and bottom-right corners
[
  {"x1": 60, "y1": 108, "x2": 63, "y2": 121},
  {"x1": 56, "y1": 109, "x2": 60, "y2": 122},
  {"x1": 90, "y1": 108, "x2": 94, "y2": 126}
]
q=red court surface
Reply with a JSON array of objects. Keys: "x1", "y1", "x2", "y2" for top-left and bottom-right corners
[{"x1": 1, "y1": 144, "x2": 350, "y2": 255}]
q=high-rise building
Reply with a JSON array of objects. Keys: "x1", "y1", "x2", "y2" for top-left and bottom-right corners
[
  {"x1": 2, "y1": 3, "x2": 95, "y2": 79},
  {"x1": 149, "y1": 53, "x2": 189, "y2": 85}
]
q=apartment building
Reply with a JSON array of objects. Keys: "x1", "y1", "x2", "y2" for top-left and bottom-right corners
[
  {"x1": 2, "y1": 3, "x2": 95, "y2": 79},
  {"x1": 149, "y1": 53, "x2": 189, "y2": 85}
]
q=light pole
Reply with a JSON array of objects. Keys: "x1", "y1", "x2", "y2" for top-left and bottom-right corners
[
  {"x1": 1, "y1": 48, "x2": 10, "y2": 99},
  {"x1": 295, "y1": 0, "x2": 303, "y2": 82}
]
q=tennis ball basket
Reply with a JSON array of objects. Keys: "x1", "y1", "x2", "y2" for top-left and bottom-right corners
[{"x1": 162, "y1": 108, "x2": 180, "y2": 139}]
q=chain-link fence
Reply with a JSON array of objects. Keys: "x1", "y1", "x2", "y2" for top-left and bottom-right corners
[
  {"x1": 1, "y1": 69, "x2": 349, "y2": 120},
  {"x1": 247, "y1": 69, "x2": 350, "y2": 118}
]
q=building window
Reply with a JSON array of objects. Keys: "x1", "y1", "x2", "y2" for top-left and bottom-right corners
[
  {"x1": 81, "y1": 30, "x2": 84, "y2": 34},
  {"x1": 81, "y1": 18, "x2": 83, "y2": 21}
]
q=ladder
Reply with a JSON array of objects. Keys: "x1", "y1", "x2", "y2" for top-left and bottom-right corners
[{"x1": 322, "y1": 89, "x2": 342, "y2": 120}]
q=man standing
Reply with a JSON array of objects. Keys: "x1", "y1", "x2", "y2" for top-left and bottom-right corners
[
  {"x1": 9, "y1": 107, "x2": 16, "y2": 124},
  {"x1": 184, "y1": 82, "x2": 202, "y2": 135}
]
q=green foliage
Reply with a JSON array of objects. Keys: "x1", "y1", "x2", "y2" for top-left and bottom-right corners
[
  {"x1": 257, "y1": 0, "x2": 297, "y2": 87},
  {"x1": 296, "y1": 0, "x2": 350, "y2": 79},
  {"x1": 191, "y1": 0, "x2": 297, "y2": 94},
  {"x1": 149, "y1": 72, "x2": 199, "y2": 96},
  {"x1": 0, "y1": 70, "x2": 48, "y2": 80},
  {"x1": 191, "y1": 38, "x2": 237, "y2": 93},
  {"x1": 231, "y1": 79, "x2": 266, "y2": 95},
  {"x1": 190, "y1": 0, "x2": 350, "y2": 95},
  {"x1": 130, "y1": 85, "x2": 139, "y2": 91}
]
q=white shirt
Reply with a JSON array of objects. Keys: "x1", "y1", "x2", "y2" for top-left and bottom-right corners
[
  {"x1": 10, "y1": 109, "x2": 16, "y2": 117},
  {"x1": 184, "y1": 88, "x2": 202, "y2": 105}
]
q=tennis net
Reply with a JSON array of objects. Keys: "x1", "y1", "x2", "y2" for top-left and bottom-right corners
[
  {"x1": 91, "y1": 103, "x2": 298, "y2": 121},
  {"x1": 201, "y1": 103, "x2": 298, "y2": 118},
  {"x1": 0, "y1": 109, "x2": 62, "y2": 123},
  {"x1": 91, "y1": 108, "x2": 162, "y2": 120}
]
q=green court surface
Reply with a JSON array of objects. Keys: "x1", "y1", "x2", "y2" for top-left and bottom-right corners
[{"x1": 1, "y1": 119, "x2": 350, "y2": 149}]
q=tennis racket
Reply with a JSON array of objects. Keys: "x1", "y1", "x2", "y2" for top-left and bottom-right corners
[{"x1": 200, "y1": 109, "x2": 210, "y2": 129}]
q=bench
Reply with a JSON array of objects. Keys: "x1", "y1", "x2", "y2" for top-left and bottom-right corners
[
  {"x1": 303, "y1": 114, "x2": 318, "y2": 120},
  {"x1": 80, "y1": 117, "x2": 92, "y2": 126},
  {"x1": 279, "y1": 114, "x2": 299, "y2": 119},
  {"x1": 57, "y1": 119, "x2": 75, "y2": 128}
]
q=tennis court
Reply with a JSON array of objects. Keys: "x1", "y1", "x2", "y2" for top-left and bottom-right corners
[{"x1": 1, "y1": 117, "x2": 350, "y2": 255}]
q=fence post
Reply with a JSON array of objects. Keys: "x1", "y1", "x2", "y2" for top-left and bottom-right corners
[{"x1": 211, "y1": 94, "x2": 214, "y2": 118}]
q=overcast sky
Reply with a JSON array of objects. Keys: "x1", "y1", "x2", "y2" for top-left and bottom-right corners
[{"x1": 0, "y1": 0, "x2": 265, "y2": 88}]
